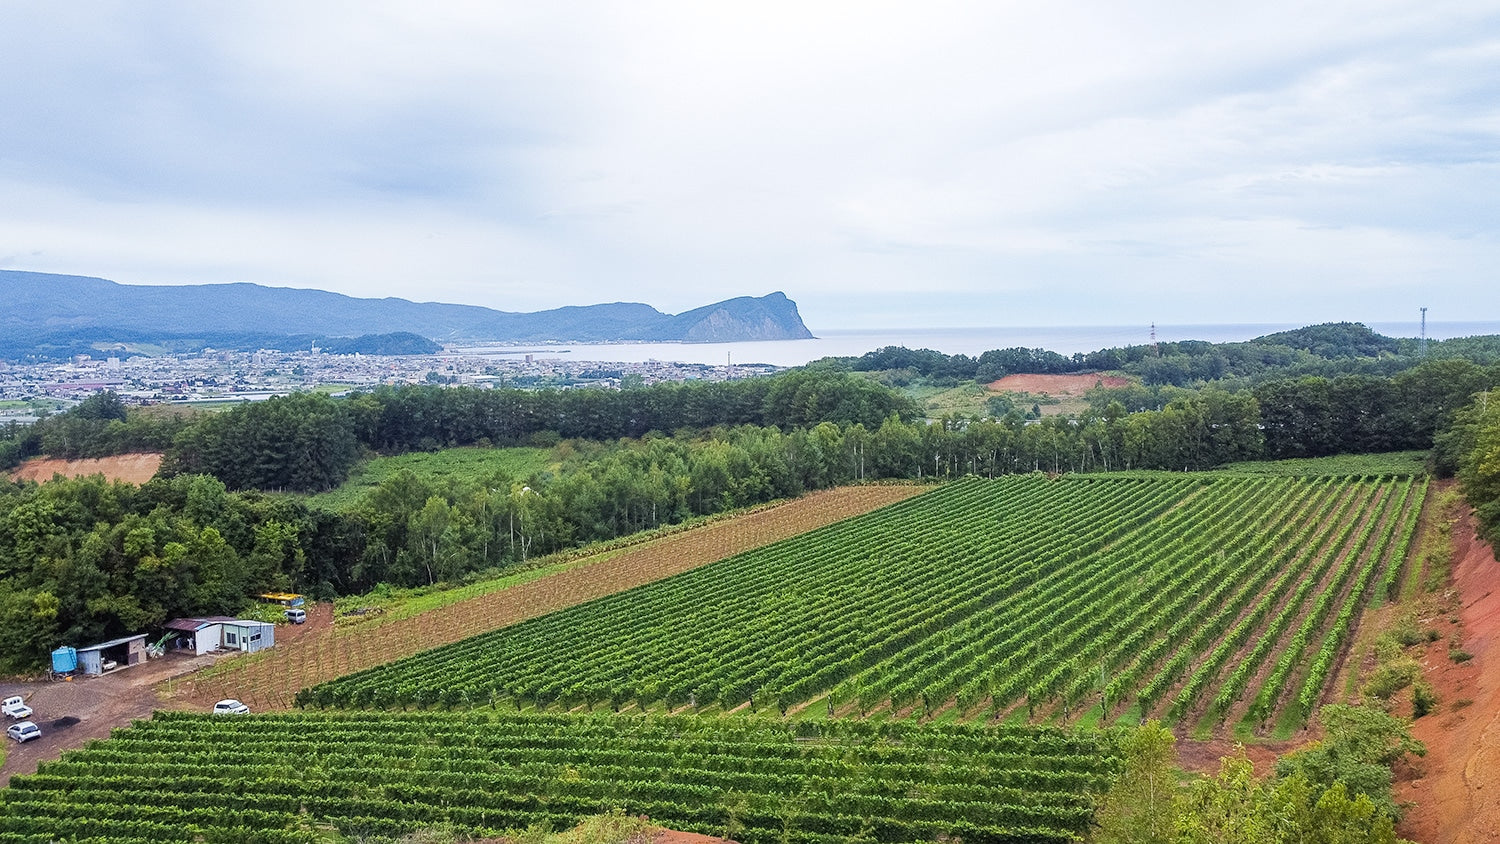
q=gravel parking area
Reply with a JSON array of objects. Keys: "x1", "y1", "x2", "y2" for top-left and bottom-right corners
[{"x1": 1, "y1": 652, "x2": 216, "y2": 784}]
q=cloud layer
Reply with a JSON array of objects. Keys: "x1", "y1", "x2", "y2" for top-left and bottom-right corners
[{"x1": 2, "y1": 2, "x2": 1497, "y2": 329}]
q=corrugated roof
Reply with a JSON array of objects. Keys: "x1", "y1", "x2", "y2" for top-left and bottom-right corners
[
  {"x1": 75, "y1": 634, "x2": 147, "y2": 653},
  {"x1": 164, "y1": 617, "x2": 270, "y2": 632}
]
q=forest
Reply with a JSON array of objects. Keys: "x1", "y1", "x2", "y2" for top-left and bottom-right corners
[
  {"x1": 2, "y1": 326, "x2": 1500, "y2": 672},
  {"x1": 831, "y1": 322, "x2": 1500, "y2": 387}
]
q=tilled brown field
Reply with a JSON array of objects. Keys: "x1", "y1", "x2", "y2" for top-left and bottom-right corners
[{"x1": 174, "y1": 484, "x2": 928, "y2": 710}]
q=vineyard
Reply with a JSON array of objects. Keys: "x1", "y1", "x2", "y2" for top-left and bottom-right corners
[
  {"x1": 0, "y1": 711, "x2": 1119, "y2": 844},
  {"x1": 0, "y1": 472, "x2": 1433, "y2": 843},
  {"x1": 302, "y1": 473, "x2": 1425, "y2": 731},
  {"x1": 181, "y1": 484, "x2": 927, "y2": 710}
]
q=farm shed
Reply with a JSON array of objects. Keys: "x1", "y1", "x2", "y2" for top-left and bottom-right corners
[
  {"x1": 163, "y1": 617, "x2": 276, "y2": 655},
  {"x1": 76, "y1": 634, "x2": 147, "y2": 675},
  {"x1": 163, "y1": 618, "x2": 220, "y2": 655},
  {"x1": 222, "y1": 619, "x2": 275, "y2": 653}
]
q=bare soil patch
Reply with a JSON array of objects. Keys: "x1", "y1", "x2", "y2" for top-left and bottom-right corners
[
  {"x1": 9, "y1": 453, "x2": 162, "y2": 485},
  {"x1": 174, "y1": 485, "x2": 929, "y2": 711},
  {"x1": 0, "y1": 651, "x2": 213, "y2": 786},
  {"x1": 480, "y1": 828, "x2": 731, "y2": 844},
  {"x1": 1395, "y1": 505, "x2": 1500, "y2": 844},
  {"x1": 1175, "y1": 737, "x2": 1293, "y2": 779},
  {"x1": 988, "y1": 373, "x2": 1129, "y2": 395},
  {"x1": 652, "y1": 830, "x2": 733, "y2": 844}
]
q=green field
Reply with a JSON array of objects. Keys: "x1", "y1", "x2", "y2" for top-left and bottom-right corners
[
  {"x1": 0, "y1": 711, "x2": 1117, "y2": 844},
  {"x1": 0, "y1": 398, "x2": 70, "y2": 413},
  {"x1": 1217, "y1": 450, "x2": 1430, "y2": 476},
  {"x1": 307, "y1": 446, "x2": 556, "y2": 510},
  {"x1": 307, "y1": 473, "x2": 1423, "y2": 732}
]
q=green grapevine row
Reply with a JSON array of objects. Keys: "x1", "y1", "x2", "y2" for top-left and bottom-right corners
[
  {"x1": 0, "y1": 711, "x2": 1120, "y2": 844},
  {"x1": 300, "y1": 474, "x2": 1423, "y2": 729}
]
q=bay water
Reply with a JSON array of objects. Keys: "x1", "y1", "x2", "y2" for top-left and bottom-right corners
[{"x1": 459, "y1": 321, "x2": 1500, "y2": 368}]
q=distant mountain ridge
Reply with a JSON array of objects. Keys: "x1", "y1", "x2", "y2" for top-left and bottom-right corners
[{"x1": 0, "y1": 271, "x2": 814, "y2": 355}]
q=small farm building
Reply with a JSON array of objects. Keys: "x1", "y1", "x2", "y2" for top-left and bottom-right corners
[
  {"x1": 76, "y1": 634, "x2": 148, "y2": 675},
  {"x1": 163, "y1": 617, "x2": 276, "y2": 656}
]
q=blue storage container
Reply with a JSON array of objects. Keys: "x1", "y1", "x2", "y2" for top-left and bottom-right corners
[{"x1": 51, "y1": 646, "x2": 78, "y2": 673}]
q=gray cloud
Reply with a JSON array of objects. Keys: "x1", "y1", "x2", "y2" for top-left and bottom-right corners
[{"x1": 1, "y1": 1, "x2": 1497, "y2": 329}]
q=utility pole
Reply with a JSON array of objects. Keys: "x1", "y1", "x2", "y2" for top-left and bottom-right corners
[{"x1": 1420, "y1": 307, "x2": 1428, "y2": 357}]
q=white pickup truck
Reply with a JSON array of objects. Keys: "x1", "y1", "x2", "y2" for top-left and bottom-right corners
[{"x1": 2, "y1": 695, "x2": 33, "y2": 720}]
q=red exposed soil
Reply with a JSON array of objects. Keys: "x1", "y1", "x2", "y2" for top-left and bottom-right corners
[
  {"x1": 988, "y1": 373, "x2": 1129, "y2": 395},
  {"x1": 1396, "y1": 507, "x2": 1500, "y2": 844},
  {"x1": 9, "y1": 453, "x2": 163, "y2": 485}
]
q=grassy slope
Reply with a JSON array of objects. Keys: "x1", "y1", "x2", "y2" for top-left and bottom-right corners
[
  {"x1": 307, "y1": 446, "x2": 556, "y2": 510},
  {"x1": 901, "y1": 382, "x2": 996, "y2": 417},
  {"x1": 1218, "y1": 450, "x2": 1429, "y2": 476}
]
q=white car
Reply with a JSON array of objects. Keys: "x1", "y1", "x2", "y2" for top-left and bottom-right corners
[
  {"x1": 2, "y1": 696, "x2": 32, "y2": 720},
  {"x1": 212, "y1": 699, "x2": 250, "y2": 715},
  {"x1": 7, "y1": 721, "x2": 40, "y2": 743}
]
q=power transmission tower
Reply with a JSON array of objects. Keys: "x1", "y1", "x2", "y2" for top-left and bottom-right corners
[{"x1": 1420, "y1": 307, "x2": 1428, "y2": 357}]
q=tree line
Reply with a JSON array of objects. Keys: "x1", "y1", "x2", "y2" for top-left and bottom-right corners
[
  {"x1": 1095, "y1": 358, "x2": 1500, "y2": 460},
  {"x1": 834, "y1": 322, "x2": 1500, "y2": 387},
  {"x1": 1438, "y1": 385, "x2": 1500, "y2": 549},
  {"x1": 161, "y1": 371, "x2": 922, "y2": 491},
  {"x1": 153, "y1": 357, "x2": 1500, "y2": 495}
]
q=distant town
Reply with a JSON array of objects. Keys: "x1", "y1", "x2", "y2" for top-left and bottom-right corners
[{"x1": 0, "y1": 348, "x2": 782, "y2": 423}]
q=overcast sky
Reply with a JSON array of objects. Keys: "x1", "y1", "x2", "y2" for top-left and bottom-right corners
[{"x1": 1, "y1": 2, "x2": 1497, "y2": 331}]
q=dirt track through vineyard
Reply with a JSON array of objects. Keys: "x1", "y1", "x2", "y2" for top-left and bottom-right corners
[{"x1": 175, "y1": 485, "x2": 928, "y2": 710}]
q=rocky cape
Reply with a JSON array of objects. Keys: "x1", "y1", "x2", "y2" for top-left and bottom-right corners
[{"x1": 0, "y1": 271, "x2": 814, "y2": 359}]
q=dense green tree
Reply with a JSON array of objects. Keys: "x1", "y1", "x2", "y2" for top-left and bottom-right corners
[
  {"x1": 1093, "y1": 722, "x2": 1179, "y2": 844},
  {"x1": 70, "y1": 391, "x2": 129, "y2": 422},
  {"x1": 167, "y1": 392, "x2": 357, "y2": 491},
  {"x1": 1447, "y1": 389, "x2": 1500, "y2": 544}
]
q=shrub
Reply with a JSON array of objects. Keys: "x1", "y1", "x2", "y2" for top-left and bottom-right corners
[
  {"x1": 1413, "y1": 682, "x2": 1439, "y2": 718},
  {"x1": 1363, "y1": 659, "x2": 1420, "y2": 700}
]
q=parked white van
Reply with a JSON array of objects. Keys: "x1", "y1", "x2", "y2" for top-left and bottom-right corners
[{"x1": 2, "y1": 696, "x2": 32, "y2": 720}]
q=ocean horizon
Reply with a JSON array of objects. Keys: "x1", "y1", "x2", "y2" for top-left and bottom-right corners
[{"x1": 456, "y1": 320, "x2": 1500, "y2": 368}]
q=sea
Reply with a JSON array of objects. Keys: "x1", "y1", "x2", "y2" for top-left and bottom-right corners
[{"x1": 458, "y1": 321, "x2": 1500, "y2": 369}]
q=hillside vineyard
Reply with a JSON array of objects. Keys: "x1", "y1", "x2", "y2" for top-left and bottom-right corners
[
  {"x1": 1, "y1": 473, "x2": 1426, "y2": 843},
  {"x1": 307, "y1": 474, "x2": 1424, "y2": 730},
  {"x1": 0, "y1": 712, "x2": 1116, "y2": 843}
]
